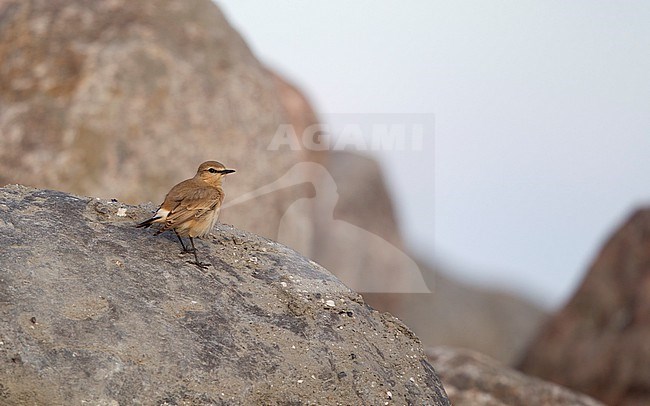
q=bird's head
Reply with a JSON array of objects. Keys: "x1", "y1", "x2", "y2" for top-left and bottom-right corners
[{"x1": 196, "y1": 161, "x2": 236, "y2": 186}]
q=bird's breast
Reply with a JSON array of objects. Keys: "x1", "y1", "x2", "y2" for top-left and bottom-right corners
[{"x1": 188, "y1": 206, "x2": 221, "y2": 238}]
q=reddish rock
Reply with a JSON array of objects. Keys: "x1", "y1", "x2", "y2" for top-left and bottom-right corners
[{"x1": 519, "y1": 209, "x2": 650, "y2": 406}]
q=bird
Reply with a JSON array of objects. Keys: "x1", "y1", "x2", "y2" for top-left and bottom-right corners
[{"x1": 136, "y1": 161, "x2": 235, "y2": 268}]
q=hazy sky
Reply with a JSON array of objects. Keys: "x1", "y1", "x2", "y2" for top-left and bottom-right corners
[{"x1": 216, "y1": 0, "x2": 650, "y2": 308}]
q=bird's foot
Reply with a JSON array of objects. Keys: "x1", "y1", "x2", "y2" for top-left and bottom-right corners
[{"x1": 188, "y1": 260, "x2": 211, "y2": 270}]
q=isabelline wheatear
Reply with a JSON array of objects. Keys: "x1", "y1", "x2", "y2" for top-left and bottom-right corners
[{"x1": 136, "y1": 161, "x2": 235, "y2": 268}]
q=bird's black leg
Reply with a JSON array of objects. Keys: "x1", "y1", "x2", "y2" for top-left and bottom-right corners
[
  {"x1": 188, "y1": 237, "x2": 210, "y2": 269},
  {"x1": 174, "y1": 231, "x2": 190, "y2": 252}
]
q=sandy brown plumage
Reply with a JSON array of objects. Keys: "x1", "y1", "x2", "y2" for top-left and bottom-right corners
[{"x1": 137, "y1": 161, "x2": 235, "y2": 268}]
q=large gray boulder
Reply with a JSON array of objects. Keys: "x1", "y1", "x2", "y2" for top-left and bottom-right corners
[{"x1": 0, "y1": 185, "x2": 450, "y2": 405}]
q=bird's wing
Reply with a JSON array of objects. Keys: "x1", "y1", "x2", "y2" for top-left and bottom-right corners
[{"x1": 160, "y1": 182, "x2": 224, "y2": 228}]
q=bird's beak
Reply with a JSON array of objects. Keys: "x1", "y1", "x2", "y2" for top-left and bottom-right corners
[{"x1": 220, "y1": 169, "x2": 236, "y2": 174}]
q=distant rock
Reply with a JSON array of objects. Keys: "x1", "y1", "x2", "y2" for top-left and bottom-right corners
[
  {"x1": 317, "y1": 151, "x2": 430, "y2": 297},
  {"x1": 0, "y1": 0, "x2": 313, "y2": 241},
  {"x1": 395, "y1": 269, "x2": 546, "y2": 365},
  {"x1": 325, "y1": 151, "x2": 402, "y2": 248},
  {"x1": 428, "y1": 347, "x2": 603, "y2": 406},
  {"x1": 269, "y1": 66, "x2": 421, "y2": 300},
  {"x1": 0, "y1": 185, "x2": 450, "y2": 405},
  {"x1": 519, "y1": 209, "x2": 650, "y2": 405}
]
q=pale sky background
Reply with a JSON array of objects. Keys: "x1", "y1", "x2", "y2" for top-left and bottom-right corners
[{"x1": 216, "y1": 0, "x2": 650, "y2": 309}]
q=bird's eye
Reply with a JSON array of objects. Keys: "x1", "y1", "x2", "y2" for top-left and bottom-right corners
[{"x1": 208, "y1": 168, "x2": 218, "y2": 173}]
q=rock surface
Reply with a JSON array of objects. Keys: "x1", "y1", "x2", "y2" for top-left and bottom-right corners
[
  {"x1": 0, "y1": 185, "x2": 450, "y2": 405},
  {"x1": 427, "y1": 347, "x2": 603, "y2": 406},
  {"x1": 519, "y1": 209, "x2": 650, "y2": 406}
]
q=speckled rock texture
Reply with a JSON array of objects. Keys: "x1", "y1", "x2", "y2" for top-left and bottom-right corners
[
  {"x1": 0, "y1": 185, "x2": 450, "y2": 405},
  {"x1": 427, "y1": 347, "x2": 603, "y2": 406},
  {"x1": 519, "y1": 209, "x2": 650, "y2": 406}
]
